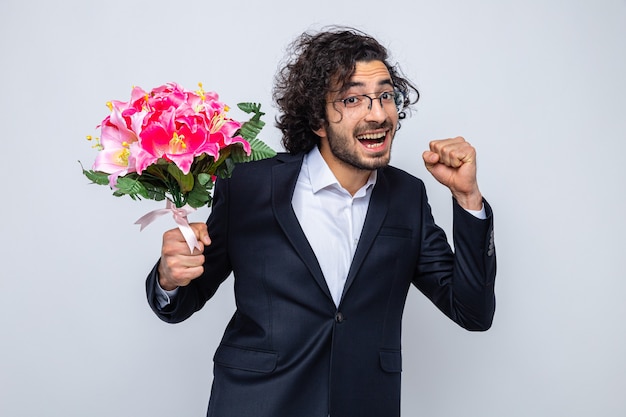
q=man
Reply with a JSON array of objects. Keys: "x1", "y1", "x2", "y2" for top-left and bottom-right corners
[{"x1": 146, "y1": 27, "x2": 496, "y2": 417}]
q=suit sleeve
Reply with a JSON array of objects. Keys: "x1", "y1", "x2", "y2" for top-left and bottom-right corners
[
  {"x1": 145, "y1": 177, "x2": 233, "y2": 323},
  {"x1": 412, "y1": 194, "x2": 496, "y2": 331}
]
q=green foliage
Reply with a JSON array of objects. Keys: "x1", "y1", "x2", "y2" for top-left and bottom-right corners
[
  {"x1": 231, "y1": 137, "x2": 277, "y2": 163},
  {"x1": 237, "y1": 102, "x2": 265, "y2": 142},
  {"x1": 198, "y1": 173, "x2": 212, "y2": 186},
  {"x1": 231, "y1": 102, "x2": 276, "y2": 164},
  {"x1": 115, "y1": 175, "x2": 149, "y2": 199},
  {"x1": 167, "y1": 163, "x2": 194, "y2": 193},
  {"x1": 186, "y1": 177, "x2": 213, "y2": 208},
  {"x1": 82, "y1": 168, "x2": 110, "y2": 186}
]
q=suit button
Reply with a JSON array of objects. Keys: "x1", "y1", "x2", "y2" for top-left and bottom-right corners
[{"x1": 335, "y1": 312, "x2": 344, "y2": 323}]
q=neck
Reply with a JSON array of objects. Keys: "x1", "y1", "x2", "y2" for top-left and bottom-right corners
[{"x1": 319, "y1": 146, "x2": 373, "y2": 196}]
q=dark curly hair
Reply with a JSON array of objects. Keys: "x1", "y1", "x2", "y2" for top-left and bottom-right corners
[{"x1": 273, "y1": 26, "x2": 420, "y2": 154}]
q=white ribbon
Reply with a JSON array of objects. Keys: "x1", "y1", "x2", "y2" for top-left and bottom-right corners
[{"x1": 134, "y1": 200, "x2": 200, "y2": 253}]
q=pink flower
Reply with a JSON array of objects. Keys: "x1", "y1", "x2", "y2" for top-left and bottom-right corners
[
  {"x1": 206, "y1": 109, "x2": 249, "y2": 154},
  {"x1": 93, "y1": 105, "x2": 144, "y2": 187},
  {"x1": 135, "y1": 108, "x2": 219, "y2": 174},
  {"x1": 196, "y1": 91, "x2": 249, "y2": 154},
  {"x1": 147, "y1": 83, "x2": 187, "y2": 112},
  {"x1": 130, "y1": 83, "x2": 249, "y2": 175}
]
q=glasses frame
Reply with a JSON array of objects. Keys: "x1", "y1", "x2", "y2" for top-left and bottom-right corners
[{"x1": 329, "y1": 90, "x2": 405, "y2": 115}]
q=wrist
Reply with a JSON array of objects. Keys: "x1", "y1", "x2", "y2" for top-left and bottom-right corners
[
  {"x1": 157, "y1": 263, "x2": 178, "y2": 291},
  {"x1": 453, "y1": 190, "x2": 483, "y2": 211},
  {"x1": 159, "y1": 278, "x2": 178, "y2": 292}
]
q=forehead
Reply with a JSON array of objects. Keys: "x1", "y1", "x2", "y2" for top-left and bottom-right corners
[{"x1": 341, "y1": 60, "x2": 393, "y2": 92}]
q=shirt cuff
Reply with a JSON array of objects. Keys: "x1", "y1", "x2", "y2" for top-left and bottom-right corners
[
  {"x1": 463, "y1": 203, "x2": 487, "y2": 220},
  {"x1": 155, "y1": 280, "x2": 179, "y2": 309}
]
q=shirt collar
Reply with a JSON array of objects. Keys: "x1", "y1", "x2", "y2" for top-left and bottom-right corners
[{"x1": 304, "y1": 146, "x2": 377, "y2": 195}]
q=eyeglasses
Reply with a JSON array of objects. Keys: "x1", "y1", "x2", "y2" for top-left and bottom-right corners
[{"x1": 329, "y1": 90, "x2": 405, "y2": 116}]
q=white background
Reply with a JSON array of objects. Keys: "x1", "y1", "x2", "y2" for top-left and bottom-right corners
[{"x1": 1, "y1": 1, "x2": 625, "y2": 416}]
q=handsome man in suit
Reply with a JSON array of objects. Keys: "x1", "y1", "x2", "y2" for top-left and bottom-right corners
[{"x1": 146, "y1": 27, "x2": 496, "y2": 417}]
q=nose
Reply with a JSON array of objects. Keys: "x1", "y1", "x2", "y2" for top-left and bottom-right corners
[{"x1": 364, "y1": 96, "x2": 387, "y2": 122}]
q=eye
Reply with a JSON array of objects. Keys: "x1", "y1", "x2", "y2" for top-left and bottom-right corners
[
  {"x1": 342, "y1": 96, "x2": 362, "y2": 107},
  {"x1": 380, "y1": 91, "x2": 394, "y2": 101}
]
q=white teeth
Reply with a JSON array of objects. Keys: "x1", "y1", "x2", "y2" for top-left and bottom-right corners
[
  {"x1": 364, "y1": 142, "x2": 382, "y2": 148},
  {"x1": 356, "y1": 132, "x2": 386, "y2": 140}
]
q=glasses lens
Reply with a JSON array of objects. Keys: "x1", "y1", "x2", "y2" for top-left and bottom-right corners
[{"x1": 393, "y1": 90, "x2": 404, "y2": 111}]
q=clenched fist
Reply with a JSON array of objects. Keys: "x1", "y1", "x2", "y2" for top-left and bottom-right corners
[
  {"x1": 422, "y1": 136, "x2": 483, "y2": 210},
  {"x1": 158, "y1": 222, "x2": 212, "y2": 291}
]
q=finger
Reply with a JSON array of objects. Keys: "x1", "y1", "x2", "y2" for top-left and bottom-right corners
[
  {"x1": 173, "y1": 253, "x2": 206, "y2": 269},
  {"x1": 162, "y1": 224, "x2": 210, "y2": 252},
  {"x1": 163, "y1": 227, "x2": 187, "y2": 244},
  {"x1": 429, "y1": 136, "x2": 465, "y2": 153},
  {"x1": 447, "y1": 150, "x2": 465, "y2": 168},
  {"x1": 162, "y1": 232, "x2": 201, "y2": 259},
  {"x1": 163, "y1": 250, "x2": 205, "y2": 279},
  {"x1": 452, "y1": 142, "x2": 476, "y2": 165},
  {"x1": 174, "y1": 265, "x2": 205, "y2": 282},
  {"x1": 429, "y1": 139, "x2": 453, "y2": 166},
  {"x1": 190, "y1": 222, "x2": 211, "y2": 246},
  {"x1": 429, "y1": 137, "x2": 474, "y2": 168},
  {"x1": 422, "y1": 150, "x2": 440, "y2": 167},
  {"x1": 160, "y1": 261, "x2": 205, "y2": 288}
]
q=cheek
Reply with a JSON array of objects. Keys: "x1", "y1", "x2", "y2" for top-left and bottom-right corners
[
  {"x1": 326, "y1": 109, "x2": 344, "y2": 125},
  {"x1": 389, "y1": 109, "x2": 400, "y2": 124}
]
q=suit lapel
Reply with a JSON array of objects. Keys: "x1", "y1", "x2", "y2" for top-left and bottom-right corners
[
  {"x1": 271, "y1": 154, "x2": 334, "y2": 303},
  {"x1": 341, "y1": 169, "x2": 389, "y2": 303}
]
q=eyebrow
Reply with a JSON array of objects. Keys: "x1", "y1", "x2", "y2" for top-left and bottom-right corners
[{"x1": 342, "y1": 78, "x2": 394, "y2": 92}]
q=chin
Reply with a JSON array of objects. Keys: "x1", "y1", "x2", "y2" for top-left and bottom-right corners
[
  {"x1": 361, "y1": 145, "x2": 392, "y2": 169},
  {"x1": 354, "y1": 153, "x2": 391, "y2": 170}
]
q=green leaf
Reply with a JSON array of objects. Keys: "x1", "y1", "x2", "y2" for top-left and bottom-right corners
[
  {"x1": 198, "y1": 173, "x2": 213, "y2": 186},
  {"x1": 143, "y1": 184, "x2": 167, "y2": 202},
  {"x1": 232, "y1": 102, "x2": 276, "y2": 163},
  {"x1": 81, "y1": 167, "x2": 110, "y2": 186},
  {"x1": 236, "y1": 102, "x2": 266, "y2": 142},
  {"x1": 230, "y1": 138, "x2": 277, "y2": 163},
  {"x1": 167, "y1": 164, "x2": 194, "y2": 193},
  {"x1": 186, "y1": 176, "x2": 213, "y2": 208},
  {"x1": 238, "y1": 119, "x2": 265, "y2": 142},
  {"x1": 214, "y1": 157, "x2": 236, "y2": 179},
  {"x1": 187, "y1": 186, "x2": 211, "y2": 208},
  {"x1": 249, "y1": 137, "x2": 277, "y2": 159},
  {"x1": 144, "y1": 163, "x2": 169, "y2": 181},
  {"x1": 237, "y1": 102, "x2": 264, "y2": 117},
  {"x1": 115, "y1": 176, "x2": 150, "y2": 199}
]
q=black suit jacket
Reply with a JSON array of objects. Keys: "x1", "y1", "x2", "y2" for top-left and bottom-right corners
[{"x1": 146, "y1": 152, "x2": 496, "y2": 417}]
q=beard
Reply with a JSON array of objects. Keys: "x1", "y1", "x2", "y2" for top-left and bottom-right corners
[{"x1": 325, "y1": 120, "x2": 396, "y2": 171}]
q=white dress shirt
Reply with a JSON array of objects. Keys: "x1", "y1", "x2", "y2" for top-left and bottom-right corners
[{"x1": 292, "y1": 147, "x2": 376, "y2": 306}]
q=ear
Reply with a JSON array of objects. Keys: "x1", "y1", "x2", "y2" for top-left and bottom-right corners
[{"x1": 313, "y1": 125, "x2": 327, "y2": 139}]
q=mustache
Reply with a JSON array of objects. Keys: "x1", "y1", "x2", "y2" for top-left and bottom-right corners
[{"x1": 354, "y1": 120, "x2": 395, "y2": 136}]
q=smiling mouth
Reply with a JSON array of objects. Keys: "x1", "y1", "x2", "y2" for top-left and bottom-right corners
[{"x1": 356, "y1": 130, "x2": 388, "y2": 149}]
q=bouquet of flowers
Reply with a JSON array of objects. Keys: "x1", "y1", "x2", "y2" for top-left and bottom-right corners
[{"x1": 82, "y1": 82, "x2": 276, "y2": 251}]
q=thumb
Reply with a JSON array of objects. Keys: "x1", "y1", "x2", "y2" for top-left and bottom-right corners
[
  {"x1": 191, "y1": 222, "x2": 211, "y2": 246},
  {"x1": 422, "y1": 151, "x2": 439, "y2": 167}
]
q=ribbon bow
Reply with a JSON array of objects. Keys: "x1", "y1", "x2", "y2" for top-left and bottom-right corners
[{"x1": 134, "y1": 200, "x2": 201, "y2": 253}]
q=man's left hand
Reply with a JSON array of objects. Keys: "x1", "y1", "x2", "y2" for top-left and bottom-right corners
[{"x1": 422, "y1": 136, "x2": 483, "y2": 210}]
